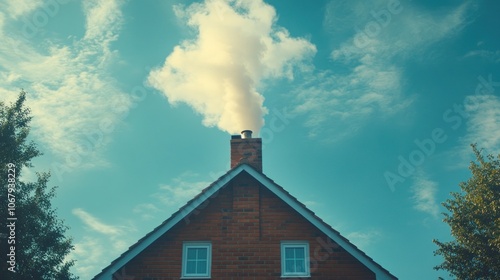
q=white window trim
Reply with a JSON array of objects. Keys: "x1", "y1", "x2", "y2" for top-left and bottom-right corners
[
  {"x1": 181, "y1": 242, "x2": 212, "y2": 279},
  {"x1": 280, "y1": 241, "x2": 310, "y2": 278}
]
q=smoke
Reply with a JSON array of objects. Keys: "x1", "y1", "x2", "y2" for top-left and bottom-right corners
[{"x1": 147, "y1": 0, "x2": 316, "y2": 135}]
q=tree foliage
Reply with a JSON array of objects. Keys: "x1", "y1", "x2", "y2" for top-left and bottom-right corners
[
  {"x1": 434, "y1": 144, "x2": 500, "y2": 279},
  {"x1": 0, "y1": 91, "x2": 78, "y2": 279}
]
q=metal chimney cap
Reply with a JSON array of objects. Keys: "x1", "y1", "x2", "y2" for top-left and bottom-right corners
[{"x1": 241, "y1": 130, "x2": 252, "y2": 139}]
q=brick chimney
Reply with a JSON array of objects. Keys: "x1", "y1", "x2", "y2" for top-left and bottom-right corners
[{"x1": 230, "y1": 130, "x2": 262, "y2": 172}]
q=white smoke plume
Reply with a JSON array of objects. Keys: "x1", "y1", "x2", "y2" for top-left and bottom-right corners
[{"x1": 147, "y1": 0, "x2": 316, "y2": 135}]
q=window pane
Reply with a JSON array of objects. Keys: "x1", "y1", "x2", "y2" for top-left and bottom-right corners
[
  {"x1": 285, "y1": 260, "x2": 295, "y2": 273},
  {"x1": 295, "y1": 248, "x2": 305, "y2": 258},
  {"x1": 197, "y1": 248, "x2": 207, "y2": 260},
  {"x1": 285, "y1": 247, "x2": 294, "y2": 259},
  {"x1": 197, "y1": 260, "x2": 207, "y2": 274},
  {"x1": 187, "y1": 248, "x2": 197, "y2": 260},
  {"x1": 295, "y1": 260, "x2": 305, "y2": 272},
  {"x1": 186, "y1": 260, "x2": 196, "y2": 274}
]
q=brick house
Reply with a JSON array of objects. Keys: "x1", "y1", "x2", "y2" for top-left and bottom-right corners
[{"x1": 93, "y1": 131, "x2": 397, "y2": 280}]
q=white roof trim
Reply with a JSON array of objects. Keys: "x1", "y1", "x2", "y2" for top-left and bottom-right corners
[
  {"x1": 95, "y1": 165, "x2": 395, "y2": 280},
  {"x1": 95, "y1": 165, "x2": 243, "y2": 279},
  {"x1": 244, "y1": 167, "x2": 396, "y2": 280}
]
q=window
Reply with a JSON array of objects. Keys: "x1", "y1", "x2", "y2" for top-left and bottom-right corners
[
  {"x1": 281, "y1": 242, "x2": 310, "y2": 277},
  {"x1": 182, "y1": 242, "x2": 211, "y2": 279}
]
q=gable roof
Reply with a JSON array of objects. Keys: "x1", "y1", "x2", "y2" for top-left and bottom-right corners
[{"x1": 93, "y1": 164, "x2": 397, "y2": 280}]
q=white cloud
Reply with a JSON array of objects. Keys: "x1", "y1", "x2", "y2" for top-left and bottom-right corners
[
  {"x1": 156, "y1": 171, "x2": 211, "y2": 207},
  {"x1": 72, "y1": 208, "x2": 123, "y2": 236},
  {"x1": 294, "y1": 1, "x2": 471, "y2": 140},
  {"x1": 18, "y1": 166, "x2": 38, "y2": 183},
  {"x1": 346, "y1": 229, "x2": 382, "y2": 250},
  {"x1": 68, "y1": 237, "x2": 105, "y2": 278},
  {"x1": 0, "y1": 11, "x2": 5, "y2": 32},
  {"x1": 1, "y1": 0, "x2": 43, "y2": 19},
  {"x1": 463, "y1": 49, "x2": 500, "y2": 63},
  {"x1": 0, "y1": 0, "x2": 132, "y2": 172},
  {"x1": 292, "y1": 67, "x2": 411, "y2": 140},
  {"x1": 71, "y1": 208, "x2": 136, "y2": 279},
  {"x1": 83, "y1": 0, "x2": 123, "y2": 42},
  {"x1": 463, "y1": 94, "x2": 500, "y2": 154},
  {"x1": 133, "y1": 203, "x2": 163, "y2": 221},
  {"x1": 148, "y1": 0, "x2": 316, "y2": 135},
  {"x1": 331, "y1": 1, "x2": 469, "y2": 60},
  {"x1": 410, "y1": 172, "x2": 440, "y2": 218}
]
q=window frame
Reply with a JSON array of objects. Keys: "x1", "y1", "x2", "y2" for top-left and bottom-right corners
[
  {"x1": 280, "y1": 241, "x2": 310, "y2": 278},
  {"x1": 181, "y1": 242, "x2": 212, "y2": 279}
]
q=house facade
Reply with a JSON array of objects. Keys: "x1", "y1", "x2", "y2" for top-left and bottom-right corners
[{"x1": 94, "y1": 131, "x2": 397, "y2": 280}]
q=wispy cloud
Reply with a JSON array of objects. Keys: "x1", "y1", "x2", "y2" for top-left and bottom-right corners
[
  {"x1": 130, "y1": 171, "x2": 213, "y2": 224},
  {"x1": 294, "y1": 1, "x2": 471, "y2": 140},
  {"x1": 410, "y1": 171, "x2": 440, "y2": 218},
  {"x1": 133, "y1": 203, "x2": 163, "y2": 221},
  {"x1": 463, "y1": 49, "x2": 500, "y2": 63},
  {"x1": 68, "y1": 237, "x2": 105, "y2": 278},
  {"x1": 462, "y1": 94, "x2": 500, "y2": 154},
  {"x1": 72, "y1": 208, "x2": 123, "y2": 236},
  {"x1": 156, "y1": 171, "x2": 212, "y2": 207},
  {"x1": 346, "y1": 229, "x2": 382, "y2": 250},
  {"x1": 83, "y1": 0, "x2": 123, "y2": 42},
  {"x1": 292, "y1": 68, "x2": 411, "y2": 140},
  {"x1": 0, "y1": 0, "x2": 43, "y2": 19},
  {"x1": 71, "y1": 208, "x2": 135, "y2": 279},
  {"x1": 442, "y1": 75, "x2": 500, "y2": 169},
  {"x1": 0, "y1": 0, "x2": 132, "y2": 170}
]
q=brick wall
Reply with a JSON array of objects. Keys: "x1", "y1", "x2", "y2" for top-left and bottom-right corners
[
  {"x1": 121, "y1": 172, "x2": 375, "y2": 279},
  {"x1": 230, "y1": 137, "x2": 263, "y2": 172}
]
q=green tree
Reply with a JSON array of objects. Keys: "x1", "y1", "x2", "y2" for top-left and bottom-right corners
[
  {"x1": 434, "y1": 144, "x2": 500, "y2": 280},
  {"x1": 0, "y1": 91, "x2": 78, "y2": 279}
]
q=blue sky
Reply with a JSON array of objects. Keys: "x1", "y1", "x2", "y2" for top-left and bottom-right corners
[{"x1": 1, "y1": 0, "x2": 499, "y2": 279}]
